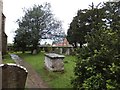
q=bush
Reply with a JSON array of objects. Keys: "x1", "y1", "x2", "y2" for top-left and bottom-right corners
[{"x1": 72, "y1": 29, "x2": 120, "y2": 89}]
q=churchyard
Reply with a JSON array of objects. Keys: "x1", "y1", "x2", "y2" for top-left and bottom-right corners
[
  {"x1": 3, "y1": 51, "x2": 76, "y2": 88},
  {"x1": 1, "y1": 0, "x2": 120, "y2": 89}
]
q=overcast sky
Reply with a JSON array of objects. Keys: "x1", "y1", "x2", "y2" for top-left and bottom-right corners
[{"x1": 3, "y1": 0, "x2": 108, "y2": 43}]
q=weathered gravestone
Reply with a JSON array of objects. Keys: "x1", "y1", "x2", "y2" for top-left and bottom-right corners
[
  {"x1": 44, "y1": 53, "x2": 65, "y2": 71},
  {"x1": 0, "y1": 63, "x2": 28, "y2": 89},
  {"x1": 32, "y1": 49, "x2": 37, "y2": 55}
]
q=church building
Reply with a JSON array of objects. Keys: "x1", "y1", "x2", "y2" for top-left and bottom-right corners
[{"x1": 0, "y1": 0, "x2": 7, "y2": 57}]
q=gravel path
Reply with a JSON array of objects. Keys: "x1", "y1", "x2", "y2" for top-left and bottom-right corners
[{"x1": 10, "y1": 54, "x2": 49, "y2": 88}]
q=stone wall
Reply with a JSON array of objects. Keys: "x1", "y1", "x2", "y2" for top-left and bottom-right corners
[
  {"x1": 2, "y1": 14, "x2": 7, "y2": 55},
  {"x1": 0, "y1": 0, "x2": 7, "y2": 56},
  {"x1": 2, "y1": 32, "x2": 7, "y2": 55},
  {"x1": 0, "y1": 0, "x2": 3, "y2": 59}
]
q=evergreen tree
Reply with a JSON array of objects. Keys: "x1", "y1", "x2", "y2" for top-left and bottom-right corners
[
  {"x1": 72, "y1": 1, "x2": 120, "y2": 89},
  {"x1": 14, "y1": 3, "x2": 62, "y2": 53}
]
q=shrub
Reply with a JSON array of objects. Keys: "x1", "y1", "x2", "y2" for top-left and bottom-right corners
[{"x1": 72, "y1": 29, "x2": 120, "y2": 89}]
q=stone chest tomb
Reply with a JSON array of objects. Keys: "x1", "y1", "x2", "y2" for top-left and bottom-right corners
[{"x1": 44, "y1": 53, "x2": 65, "y2": 71}]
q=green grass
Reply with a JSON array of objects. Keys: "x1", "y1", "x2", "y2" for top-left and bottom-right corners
[
  {"x1": 3, "y1": 54, "x2": 15, "y2": 64},
  {"x1": 18, "y1": 51, "x2": 76, "y2": 88}
]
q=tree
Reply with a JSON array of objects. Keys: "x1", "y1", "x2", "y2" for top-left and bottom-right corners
[
  {"x1": 67, "y1": 3, "x2": 105, "y2": 48},
  {"x1": 71, "y1": 1, "x2": 120, "y2": 89},
  {"x1": 14, "y1": 3, "x2": 62, "y2": 53},
  {"x1": 103, "y1": 1, "x2": 120, "y2": 30},
  {"x1": 14, "y1": 27, "x2": 29, "y2": 53},
  {"x1": 67, "y1": 15, "x2": 80, "y2": 48}
]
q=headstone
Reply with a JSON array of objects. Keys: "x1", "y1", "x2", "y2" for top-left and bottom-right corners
[
  {"x1": 60, "y1": 48, "x2": 63, "y2": 54},
  {"x1": 65, "y1": 48, "x2": 70, "y2": 55},
  {"x1": 44, "y1": 53, "x2": 65, "y2": 71},
  {"x1": 32, "y1": 49, "x2": 37, "y2": 54},
  {"x1": 0, "y1": 63, "x2": 28, "y2": 89}
]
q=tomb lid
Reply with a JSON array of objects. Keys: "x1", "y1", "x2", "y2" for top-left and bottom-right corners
[{"x1": 45, "y1": 53, "x2": 65, "y2": 59}]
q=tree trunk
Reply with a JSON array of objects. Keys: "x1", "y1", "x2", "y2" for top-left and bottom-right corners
[
  {"x1": 75, "y1": 42, "x2": 78, "y2": 48},
  {"x1": 79, "y1": 42, "x2": 83, "y2": 48},
  {"x1": 22, "y1": 50, "x2": 25, "y2": 53}
]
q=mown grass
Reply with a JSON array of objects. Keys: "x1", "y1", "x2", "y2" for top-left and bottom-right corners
[{"x1": 18, "y1": 51, "x2": 76, "y2": 88}]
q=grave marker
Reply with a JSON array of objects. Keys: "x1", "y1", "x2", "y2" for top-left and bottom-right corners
[
  {"x1": 45, "y1": 53, "x2": 65, "y2": 71},
  {"x1": 0, "y1": 63, "x2": 28, "y2": 89}
]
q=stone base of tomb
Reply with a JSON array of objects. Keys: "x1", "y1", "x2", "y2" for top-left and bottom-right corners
[{"x1": 44, "y1": 53, "x2": 65, "y2": 72}]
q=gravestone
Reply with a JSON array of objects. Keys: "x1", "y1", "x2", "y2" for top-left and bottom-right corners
[
  {"x1": 32, "y1": 49, "x2": 37, "y2": 54},
  {"x1": 65, "y1": 48, "x2": 70, "y2": 55},
  {"x1": 60, "y1": 48, "x2": 63, "y2": 54},
  {"x1": 0, "y1": 63, "x2": 28, "y2": 89},
  {"x1": 0, "y1": 51, "x2": 2, "y2": 64},
  {"x1": 45, "y1": 53, "x2": 65, "y2": 71}
]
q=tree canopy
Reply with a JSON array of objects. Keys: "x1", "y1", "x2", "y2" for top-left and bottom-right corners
[
  {"x1": 67, "y1": 1, "x2": 120, "y2": 48},
  {"x1": 14, "y1": 3, "x2": 64, "y2": 53},
  {"x1": 71, "y1": 1, "x2": 120, "y2": 89}
]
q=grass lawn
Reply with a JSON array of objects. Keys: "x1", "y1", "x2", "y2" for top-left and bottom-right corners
[
  {"x1": 3, "y1": 54, "x2": 15, "y2": 64},
  {"x1": 18, "y1": 51, "x2": 76, "y2": 88}
]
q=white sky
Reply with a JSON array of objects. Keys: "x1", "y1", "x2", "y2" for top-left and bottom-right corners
[{"x1": 3, "y1": 0, "x2": 108, "y2": 43}]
